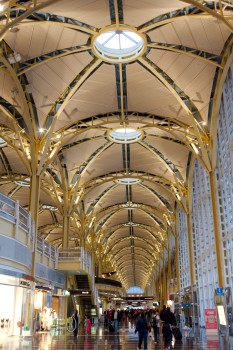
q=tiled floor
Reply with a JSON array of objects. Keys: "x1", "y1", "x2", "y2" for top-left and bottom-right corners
[{"x1": 0, "y1": 322, "x2": 232, "y2": 349}]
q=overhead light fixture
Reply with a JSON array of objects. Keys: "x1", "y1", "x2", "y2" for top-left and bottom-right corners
[
  {"x1": 0, "y1": 4, "x2": 4, "y2": 12},
  {"x1": 9, "y1": 27, "x2": 20, "y2": 33},
  {"x1": 8, "y1": 52, "x2": 22, "y2": 64}
]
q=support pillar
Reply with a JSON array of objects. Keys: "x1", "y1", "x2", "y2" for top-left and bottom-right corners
[
  {"x1": 29, "y1": 174, "x2": 40, "y2": 335},
  {"x1": 209, "y1": 170, "x2": 224, "y2": 287},
  {"x1": 30, "y1": 174, "x2": 41, "y2": 277},
  {"x1": 167, "y1": 235, "x2": 171, "y2": 297},
  {"x1": 187, "y1": 213, "x2": 195, "y2": 286},
  {"x1": 175, "y1": 233, "x2": 180, "y2": 291},
  {"x1": 162, "y1": 252, "x2": 166, "y2": 305},
  {"x1": 62, "y1": 214, "x2": 70, "y2": 249}
]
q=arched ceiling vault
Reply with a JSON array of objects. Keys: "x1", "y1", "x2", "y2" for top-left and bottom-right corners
[{"x1": 0, "y1": 0, "x2": 232, "y2": 289}]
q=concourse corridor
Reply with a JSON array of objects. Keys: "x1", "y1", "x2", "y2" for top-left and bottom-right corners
[{"x1": 0, "y1": 322, "x2": 231, "y2": 350}]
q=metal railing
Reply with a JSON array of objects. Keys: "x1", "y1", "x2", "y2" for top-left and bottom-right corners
[
  {"x1": 0, "y1": 192, "x2": 58, "y2": 263},
  {"x1": 37, "y1": 236, "x2": 57, "y2": 262},
  {"x1": 0, "y1": 192, "x2": 34, "y2": 240}
]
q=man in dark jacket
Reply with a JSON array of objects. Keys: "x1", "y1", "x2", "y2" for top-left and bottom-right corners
[
  {"x1": 135, "y1": 312, "x2": 149, "y2": 350},
  {"x1": 160, "y1": 305, "x2": 167, "y2": 322},
  {"x1": 166, "y1": 307, "x2": 177, "y2": 326}
]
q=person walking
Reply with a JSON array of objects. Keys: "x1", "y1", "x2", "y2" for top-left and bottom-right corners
[
  {"x1": 84, "y1": 315, "x2": 91, "y2": 335},
  {"x1": 135, "y1": 312, "x2": 149, "y2": 350},
  {"x1": 162, "y1": 318, "x2": 172, "y2": 350},
  {"x1": 113, "y1": 309, "x2": 119, "y2": 332},
  {"x1": 72, "y1": 309, "x2": 79, "y2": 338},
  {"x1": 152, "y1": 310, "x2": 160, "y2": 344}
]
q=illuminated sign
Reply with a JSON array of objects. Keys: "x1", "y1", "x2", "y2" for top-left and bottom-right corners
[{"x1": 217, "y1": 305, "x2": 227, "y2": 326}]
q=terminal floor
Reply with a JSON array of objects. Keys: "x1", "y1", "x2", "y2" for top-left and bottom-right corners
[{"x1": 0, "y1": 323, "x2": 232, "y2": 349}]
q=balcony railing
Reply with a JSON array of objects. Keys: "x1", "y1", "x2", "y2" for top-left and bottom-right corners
[
  {"x1": 37, "y1": 236, "x2": 57, "y2": 263},
  {"x1": 0, "y1": 192, "x2": 34, "y2": 240}
]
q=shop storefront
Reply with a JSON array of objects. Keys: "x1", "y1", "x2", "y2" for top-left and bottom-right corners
[
  {"x1": 0, "y1": 269, "x2": 34, "y2": 337},
  {"x1": 34, "y1": 285, "x2": 66, "y2": 331}
]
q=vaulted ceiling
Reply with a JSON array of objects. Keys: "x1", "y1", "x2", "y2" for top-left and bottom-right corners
[{"x1": 0, "y1": 0, "x2": 232, "y2": 290}]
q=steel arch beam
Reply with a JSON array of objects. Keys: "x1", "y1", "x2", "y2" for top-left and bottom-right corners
[
  {"x1": 37, "y1": 57, "x2": 103, "y2": 174},
  {"x1": 95, "y1": 206, "x2": 167, "y2": 231},
  {"x1": 17, "y1": 45, "x2": 91, "y2": 76},
  {"x1": 0, "y1": 9, "x2": 98, "y2": 37},
  {"x1": 147, "y1": 42, "x2": 223, "y2": 68},
  {"x1": 137, "y1": 2, "x2": 233, "y2": 33},
  {"x1": 138, "y1": 55, "x2": 211, "y2": 171}
]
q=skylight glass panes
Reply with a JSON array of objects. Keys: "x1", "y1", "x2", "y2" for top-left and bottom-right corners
[
  {"x1": 109, "y1": 128, "x2": 143, "y2": 143},
  {"x1": 94, "y1": 29, "x2": 144, "y2": 63}
]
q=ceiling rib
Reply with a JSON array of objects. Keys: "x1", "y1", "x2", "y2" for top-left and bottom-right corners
[
  {"x1": 0, "y1": 0, "x2": 63, "y2": 41},
  {"x1": 0, "y1": 9, "x2": 97, "y2": 37},
  {"x1": 138, "y1": 55, "x2": 211, "y2": 171},
  {"x1": 137, "y1": 2, "x2": 233, "y2": 33},
  {"x1": 147, "y1": 42, "x2": 223, "y2": 68},
  {"x1": 17, "y1": 45, "x2": 91, "y2": 76}
]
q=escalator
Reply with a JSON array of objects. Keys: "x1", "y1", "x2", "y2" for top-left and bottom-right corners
[{"x1": 68, "y1": 275, "x2": 97, "y2": 320}]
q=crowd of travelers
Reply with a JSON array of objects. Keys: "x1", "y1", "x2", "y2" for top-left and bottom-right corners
[{"x1": 103, "y1": 305, "x2": 182, "y2": 350}]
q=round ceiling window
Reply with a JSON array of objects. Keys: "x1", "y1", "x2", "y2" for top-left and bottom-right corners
[
  {"x1": 93, "y1": 28, "x2": 145, "y2": 63},
  {"x1": 109, "y1": 127, "x2": 143, "y2": 143},
  {"x1": 117, "y1": 178, "x2": 141, "y2": 185}
]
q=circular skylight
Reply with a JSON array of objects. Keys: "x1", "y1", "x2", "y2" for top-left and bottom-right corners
[
  {"x1": 117, "y1": 178, "x2": 141, "y2": 185},
  {"x1": 109, "y1": 128, "x2": 142, "y2": 143},
  {"x1": 42, "y1": 204, "x2": 58, "y2": 211},
  {"x1": 93, "y1": 28, "x2": 145, "y2": 63},
  {"x1": 0, "y1": 137, "x2": 7, "y2": 147},
  {"x1": 15, "y1": 179, "x2": 30, "y2": 187}
]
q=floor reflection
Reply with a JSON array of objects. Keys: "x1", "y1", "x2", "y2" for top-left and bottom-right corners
[{"x1": 0, "y1": 323, "x2": 232, "y2": 349}]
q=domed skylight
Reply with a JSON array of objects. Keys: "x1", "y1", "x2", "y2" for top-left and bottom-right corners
[
  {"x1": 0, "y1": 137, "x2": 7, "y2": 147},
  {"x1": 109, "y1": 128, "x2": 142, "y2": 143},
  {"x1": 15, "y1": 178, "x2": 30, "y2": 187},
  {"x1": 117, "y1": 178, "x2": 141, "y2": 185},
  {"x1": 93, "y1": 29, "x2": 145, "y2": 63}
]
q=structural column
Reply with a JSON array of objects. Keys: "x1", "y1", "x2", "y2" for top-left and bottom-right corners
[
  {"x1": 162, "y1": 251, "x2": 167, "y2": 305},
  {"x1": 209, "y1": 170, "x2": 224, "y2": 287},
  {"x1": 62, "y1": 214, "x2": 70, "y2": 249},
  {"x1": 28, "y1": 173, "x2": 40, "y2": 335},
  {"x1": 98, "y1": 251, "x2": 102, "y2": 277},
  {"x1": 29, "y1": 174, "x2": 41, "y2": 277},
  {"x1": 167, "y1": 234, "x2": 171, "y2": 297},
  {"x1": 175, "y1": 232, "x2": 180, "y2": 292},
  {"x1": 186, "y1": 213, "x2": 194, "y2": 287}
]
